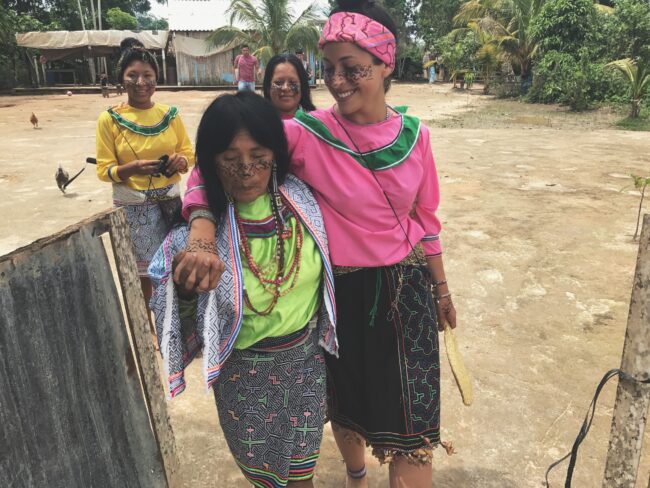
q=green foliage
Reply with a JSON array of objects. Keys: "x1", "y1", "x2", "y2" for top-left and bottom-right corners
[
  {"x1": 3, "y1": 0, "x2": 152, "y2": 30},
  {"x1": 416, "y1": 0, "x2": 463, "y2": 47},
  {"x1": 530, "y1": 0, "x2": 597, "y2": 55},
  {"x1": 606, "y1": 58, "x2": 650, "y2": 117},
  {"x1": 612, "y1": 0, "x2": 650, "y2": 61},
  {"x1": 451, "y1": 0, "x2": 545, "y2": 83},
  {"x1": 526, "y1": 50, "x2": 627, "y2": 110},
  {"x1": 207, "y1": 0, "x2": 320, "y2": 63},
  {"x1": 106, "y1": 7, "x2": 137, "y2": 29},
  {"x1": 136, "y1": 14, "x2": 168, "y2": 30},
  {"x1": 438, "y1": 30, "x2": 479, "y2": 74},
  {"x1": 586, "y1": 9, "x2": 625, "y2": 61},
  {"x1": 624, "y1": 173, "x2": 650, "y2": 239},
  {"x1": 616, "y1": 114, "x2": 650, "y2": 131},
  {"x1": 0, "y1": 4, "x2": 60, "y2": 89}
]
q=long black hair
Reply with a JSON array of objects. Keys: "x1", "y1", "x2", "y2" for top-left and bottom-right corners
[
  {"x1": 195, "y1": 91, "x2": 291, "y2": 217},
  {"x1": 330, "y1": 0, "x2": 398, "y2": 92},
  {"x1": 262, "y1": 54, "x2": 316, "y2": 112}
]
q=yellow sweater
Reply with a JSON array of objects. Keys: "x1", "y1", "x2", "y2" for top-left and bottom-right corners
[{"x1": 95, "y1": 102, "x2": 195, "y2": 191}]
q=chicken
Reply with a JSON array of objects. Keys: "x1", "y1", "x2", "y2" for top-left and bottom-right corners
[
  {"x1": 55, "y1": 165, "x2": 69, "y2": 193},
  {"x1": 30, "y1": 112, "x2": 38, "y2": 128}
]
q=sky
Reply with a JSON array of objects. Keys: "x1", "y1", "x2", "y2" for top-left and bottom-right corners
[{"x1": 148, "y1": 0, "x2": 330, "y2": 21}]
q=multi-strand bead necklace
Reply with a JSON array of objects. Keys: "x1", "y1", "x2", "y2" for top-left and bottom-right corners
[{"x1": 234, "y1": 192, "x2": 304, "y2": 316}]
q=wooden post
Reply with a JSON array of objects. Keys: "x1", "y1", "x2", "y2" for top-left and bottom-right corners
[
  {"x1": 107, "y1": 209, "x2": 180, "y2": 487},
  {"x1": 603, "y1": 214, "x2": 650, "y2": 487}
]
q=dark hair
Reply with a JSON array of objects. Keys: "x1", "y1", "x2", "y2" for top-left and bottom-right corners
[
  {"x1": 241, "y1": 44, "x2": 250, "y2": 50},
  {"x1": 295, "y1": 48, "x2": 304, "y2": 55},
  {"x1": 195, "y1": 92, "x2": 290, "y2": 217},
  {"x1": 262, "y1": 54, "x2": 316, "y2": 112},
  {"x1": 116, "y1": 45, "x2": 159, "y2": 82},
  {"x1": 330, "y1": 0, "x2": 397, "y2": 92},
  {"x1": 120, "y1": 37, "x2": 144, "y2": 51}
]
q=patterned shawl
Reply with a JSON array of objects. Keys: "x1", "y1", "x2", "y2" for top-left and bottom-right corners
[{"x1": 149, "y1": 174, "x2": 338, "y2": 398}]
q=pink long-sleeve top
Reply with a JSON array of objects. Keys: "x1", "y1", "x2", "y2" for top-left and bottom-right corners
[{"x1": 182, "y1": 107, "x2": 442, "y2": 267}]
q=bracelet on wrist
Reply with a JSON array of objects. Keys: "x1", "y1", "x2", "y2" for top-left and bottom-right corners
[
  {"x1": 430, "y1": 280, "x2": 448, "y2": 295},
  {"x1": 435, "y1": 292, "x2": 452, "y2": 304}
]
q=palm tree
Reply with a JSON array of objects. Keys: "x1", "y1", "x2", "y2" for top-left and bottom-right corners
[
  {"x1": 450, "y1": 20, "x2": 503, "y2": 93},
  {"x1": 207, "y1": 0, "x2": 321, "y2": 63},
  {"x1": 453, "y1": 0, "x2": 543, "y2": 81},
  {"x1": 606, "y1": 58, "x2": 650, "y2": 118}
]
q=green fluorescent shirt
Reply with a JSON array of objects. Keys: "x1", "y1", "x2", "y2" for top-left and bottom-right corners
[{"x1": 235, "y1": 193, "x2": 322, "y2": 349}]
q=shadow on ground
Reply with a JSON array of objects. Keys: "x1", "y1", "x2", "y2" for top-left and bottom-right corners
[{"x1": 431, "y1": 467, "x2": 519, "y2": 487}]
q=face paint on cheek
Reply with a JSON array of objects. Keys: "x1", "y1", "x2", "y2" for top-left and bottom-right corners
[
  {"x1": 324, "y1": 64, "x2": 375, "y2": 88},
  {"x1": 271, "y1": 81, "x2": 300, "y2": 94},
  {"x1": 218, "y1": 160, "x2": 274, "y2": 179},
  {"x1": 346, "y1": 64, "x2": 374, "y2": 83}
]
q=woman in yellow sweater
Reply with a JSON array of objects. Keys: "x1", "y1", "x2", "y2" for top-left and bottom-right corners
[{"x1": 95, "y1": 43, "x2": 195, "y2": 335}]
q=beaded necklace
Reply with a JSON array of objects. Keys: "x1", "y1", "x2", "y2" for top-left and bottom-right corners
[{"x1": 234, "y1": 192, "x2": 304, "y2": 316}]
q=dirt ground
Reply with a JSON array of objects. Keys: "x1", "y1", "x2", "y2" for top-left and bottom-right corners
[{"x1": 2, "y1": 83, "x2": 650, "y2": 487}]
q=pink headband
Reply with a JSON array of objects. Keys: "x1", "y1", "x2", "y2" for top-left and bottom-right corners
[{"x1": 319, "y1": 12, "x2": 396, "y2": 70}]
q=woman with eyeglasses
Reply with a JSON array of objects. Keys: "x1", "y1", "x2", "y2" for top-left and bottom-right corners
[
  {"x1": 262, "y1": 54, "x2": 316, "y2": 119},
  {"x1": 172, "y1": 0, "x2": 456, "y2": 485},
  {"x1": 149, "y1": 91, "x2": 337, "y2": 487},
  {"x1": 95, "y1": 43, "x2": 194, "y2": 346}
]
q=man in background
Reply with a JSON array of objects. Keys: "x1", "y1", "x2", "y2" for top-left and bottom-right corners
[
  {"x1": 295, "y1": 48, "x2": 312, "y2": 80},
  {"x1": 233, "y1": 45, "x2": 260, "y2": 92}
]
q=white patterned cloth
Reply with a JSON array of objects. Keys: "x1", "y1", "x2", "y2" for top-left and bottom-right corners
[{"x1": 148, "y1": 175, "x2": 338, "y2": 397}]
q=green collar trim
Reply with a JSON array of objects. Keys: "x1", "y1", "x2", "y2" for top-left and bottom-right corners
[
  {"x1": 107, "y1": 105, "x2": 178, "y2": 136},
  {"x1": 293, "y1": 106, "x2": 420, "y2": 171}
]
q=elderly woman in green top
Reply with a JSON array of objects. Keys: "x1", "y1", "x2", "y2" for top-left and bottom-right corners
[{"x1": 148, "y1": 92, "x2": 337, "y2": 488}]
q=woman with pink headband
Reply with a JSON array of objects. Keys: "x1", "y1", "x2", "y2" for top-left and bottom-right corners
[{"x1": 175, "y1": 0, "x2": 457, "y2": 486}]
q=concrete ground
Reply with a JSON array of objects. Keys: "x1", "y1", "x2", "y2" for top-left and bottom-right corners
[{"x1": 2, "y1": 83, "x2": 649, "y2": 487}]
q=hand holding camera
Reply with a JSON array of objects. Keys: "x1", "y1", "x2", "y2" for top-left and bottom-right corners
[
  {"x1": 112, "y1": 154, "x2": 189, "y2": 180},
  {"x1": 161, "y1": 153, "x2": 190, "y2": 176}
]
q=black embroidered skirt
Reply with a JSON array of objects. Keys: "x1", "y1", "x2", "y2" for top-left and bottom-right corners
[
  {"x1": 214, "y1": 326, "x2": 326, "y2": 486},
  {"x1": 326, "y1": 265, "x2": 440, "y2": 458}
]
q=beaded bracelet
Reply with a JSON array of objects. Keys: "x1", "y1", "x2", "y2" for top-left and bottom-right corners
[
  {"x1": 429, "y1": 279, "x2": 448, "y2": 296},
  {"x1": 188, "y1": 208, "x2": 217, "y2": 226},
  {"x1": 435, "y1": 292, "x2": 452, "y2": 304}
]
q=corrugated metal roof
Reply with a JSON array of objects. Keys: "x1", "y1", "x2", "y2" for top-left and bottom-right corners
[{"x1": 168, "y1": 0, "x2": 328, "y2": 32}]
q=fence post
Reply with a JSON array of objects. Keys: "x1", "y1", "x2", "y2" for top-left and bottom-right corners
[
  {"x1": 108, "y1": 209, "x2": 180, "y2": 487},
  {"x1": 603, "y1": 214, "x2": 650, "y2": 487}
]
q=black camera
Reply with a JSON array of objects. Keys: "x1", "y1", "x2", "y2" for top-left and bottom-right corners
[{"x1": 155, "y1": 154, "x2": 172, "y2": 177}]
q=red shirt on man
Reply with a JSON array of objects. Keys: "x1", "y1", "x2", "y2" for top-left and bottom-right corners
[{"x1": 235, "y1": 54, "x2": 259, "y2": 82}]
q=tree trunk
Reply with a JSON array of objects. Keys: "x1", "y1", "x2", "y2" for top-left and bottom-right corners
[
  {"x1": 602, "y1": 214, "x2": 650, "y2": 487},
  {"x1": 631, "y1": 99, "x2": 641, "y2": 118}
]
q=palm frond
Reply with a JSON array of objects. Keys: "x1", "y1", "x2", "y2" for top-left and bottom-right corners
[
  {"x1": 227, "y1": 0, "x2": 266, "y2": 30},
  {"x1": 448, "y1": 27, "x2": 471, "y2": 41},
  {"x1": 254, "y1": 45, "x2": 275, "y2": 63},
  {"x1": 606, "y1": 58, "x2": 636, "y2": 84},
  {"x1": 290, "y1": 2, "x2": 321, "y2": 25},
  {"x1": 206, "y1": 26, "x2": 252, "y2": 49},
  {"x1": 285, "y1": 23, "x2": 320, "y2": 52}
]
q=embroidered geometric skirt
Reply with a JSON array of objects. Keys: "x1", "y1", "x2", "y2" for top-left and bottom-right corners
[
  {"x1": 114, "y1": 186, "x2": 177, "y2": 277},
  {"x1": 214, "y1": 327, "x2": 327, "y2": 487},
  {"x1": 326, "y1": 265, "x2": 441, "y2": 459}
]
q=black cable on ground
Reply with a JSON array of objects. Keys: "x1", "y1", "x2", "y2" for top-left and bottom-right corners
[{"x1": 545, "y1": 369, "x2": 650, "y2": 487}]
